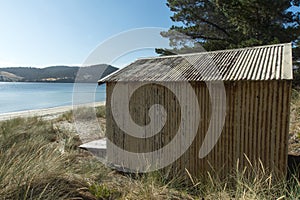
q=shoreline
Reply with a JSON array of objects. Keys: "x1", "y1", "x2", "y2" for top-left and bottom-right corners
[{"x1": 0, "y1": 101, "x2": 105, "y2": 121}]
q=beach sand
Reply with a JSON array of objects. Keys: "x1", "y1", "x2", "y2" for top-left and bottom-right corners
[
  {"x1": 0, "y1": 102, "x2": 107, "y2": 144},
  {"x1": 0, "y1": 102, "x2": 105, "y2": 121}
]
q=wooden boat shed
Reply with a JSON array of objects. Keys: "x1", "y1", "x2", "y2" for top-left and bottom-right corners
[{"x1": 98, "y1": 43, "x2": 293, "y2": 178}]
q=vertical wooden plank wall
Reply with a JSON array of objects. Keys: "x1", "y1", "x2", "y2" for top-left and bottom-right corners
[{"x1": 106, "y1": 80, "x2": 292, "y2": 179}]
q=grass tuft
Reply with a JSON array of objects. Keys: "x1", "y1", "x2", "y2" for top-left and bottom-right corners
[
  {"x1": 0, "y1": 117, "x2": 107, "y2": 199},
  {"x1": 0, "y1": 98, "x2": 299, "y2": 199},
  {"x1": 56, "y1": 105, "x2": 106, "y2": 122}
]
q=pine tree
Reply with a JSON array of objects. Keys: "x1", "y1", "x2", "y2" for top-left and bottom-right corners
[{"x1": 158, "y1": 0, "x2": 300, "y2": 52}]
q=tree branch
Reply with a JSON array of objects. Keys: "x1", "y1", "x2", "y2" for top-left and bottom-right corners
[{"x1": 186, "y1": 32, "x2": 228, "y2": 41}]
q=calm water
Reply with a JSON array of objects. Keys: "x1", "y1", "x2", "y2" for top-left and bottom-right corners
[{"x1": 0, "y1": 82, "x2": 106, "y2": 114}]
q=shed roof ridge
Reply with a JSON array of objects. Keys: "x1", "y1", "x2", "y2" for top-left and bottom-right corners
[{"x1": 138, "y1": 43, "x2": 290, "y2": 60}]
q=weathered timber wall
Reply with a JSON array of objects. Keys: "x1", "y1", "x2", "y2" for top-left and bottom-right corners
[{"x1": 105, "y1": 80, "x2": 292, "y2": 178}]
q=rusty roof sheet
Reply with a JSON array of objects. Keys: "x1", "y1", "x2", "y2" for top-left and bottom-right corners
[{"x1": 99, "y1": 43, "x2": 293, "y2": 83}]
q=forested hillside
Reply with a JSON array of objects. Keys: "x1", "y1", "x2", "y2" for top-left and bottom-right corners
[{"x1": 0, "y1": 64, "x2": 118, "y2": 83}]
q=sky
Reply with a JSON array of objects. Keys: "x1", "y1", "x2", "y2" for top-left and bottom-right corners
[{"x1": 0, "y1": 0, "x2": 174, "y2": 68}]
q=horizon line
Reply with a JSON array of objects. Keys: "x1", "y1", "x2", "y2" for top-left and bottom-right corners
[{"x1": 0, "y1": 63, "x2": 120, "y2": 68}]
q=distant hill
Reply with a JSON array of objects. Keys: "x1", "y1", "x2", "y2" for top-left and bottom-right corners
[
  {"x1": 0, "y1": 71, "x2": 23, "y2": 82},
  {"x1": 0, "y1": 64, "x2": 118, "y2": 83}
]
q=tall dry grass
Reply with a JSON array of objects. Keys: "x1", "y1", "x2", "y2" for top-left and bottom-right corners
[
  {"x1": 0, "y1": 102, "x2": 299, "y2": 199},
  {"x1": 0, "y1": 117, "x2": 109, "y2": 199}
]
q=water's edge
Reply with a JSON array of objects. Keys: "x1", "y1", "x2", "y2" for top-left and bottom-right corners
[
  {"x1": 0, "y1": 101, "x2": 106, "y2": 121},
  {"x1": 0, "y1": 82, "x2": 106, "y2": 114}
]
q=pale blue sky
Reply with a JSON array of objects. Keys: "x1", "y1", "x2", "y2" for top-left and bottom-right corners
[
  {"x1": 1, "y1": 1, "x2": 298, "y2": 68},
  {"x1": 0, "y1": 0, "x2": 174, "y2": 68}
]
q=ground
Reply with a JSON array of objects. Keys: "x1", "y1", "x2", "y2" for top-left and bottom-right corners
[{"x1": 0, "y1": 96, "x2": 299, "y2": 199}]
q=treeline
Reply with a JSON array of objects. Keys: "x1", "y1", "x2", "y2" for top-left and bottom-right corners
[{"x1": 0, "y1": 64, "x2": 118, "y2": 83}]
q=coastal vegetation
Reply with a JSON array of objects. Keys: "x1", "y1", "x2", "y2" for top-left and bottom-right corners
[
  {"x1": 0, "y1": 99, "x2": 299, "y2": 199},
  {"x1": 0, "y1": 65, "x2": 118, "y2": 83},
  {"x1": 158, "y1": 0, "x2": 299, "y2": 58}
]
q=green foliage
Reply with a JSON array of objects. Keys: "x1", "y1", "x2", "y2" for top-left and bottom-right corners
[
  {"x1": 160, "y1": 0, "x2": 299, "y2": 52},
  {"x1": 293, "y1": 40, "x2": 300, "y2": 61},
  {"x1": 96, "y1": 106, "x2": 106, "y2": 118},
  {"x1": 89, "y1": 183, "x2": 120, "y2": 199}
]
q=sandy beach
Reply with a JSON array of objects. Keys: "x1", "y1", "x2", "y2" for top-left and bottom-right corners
[{"x1": 0, "y1": 101, "x2": 105, "y2": 121}]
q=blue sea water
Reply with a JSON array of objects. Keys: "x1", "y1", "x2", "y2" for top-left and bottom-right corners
[{"x1": 0, "y1": 82, "x2": 106, "y2": 114}]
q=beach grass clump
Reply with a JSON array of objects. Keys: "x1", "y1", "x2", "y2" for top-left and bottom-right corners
[
  {"x1": 0, "y1": 117, "x2": 108, "y2": 200},
  {"x1": 103, "y1": 167, "x2": 299, "y2": 199},
  {"x1": 0, "y1": 100, "x2": 299, "y2": 199},
  {"x1": 88, "y1": 183, "x2": 122, "y2": 199},
  {"x1": 57, "y1": 105, "x2": 106, "y2": 122},
  {"x1": 95, "y1": 105, "x2": 106, "y2": 118},
  {"x1": 58, "y1": 110, "x2": 73, "y2": 122}
]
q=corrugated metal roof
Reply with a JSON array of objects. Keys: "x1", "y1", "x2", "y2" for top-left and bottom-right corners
[{"x1": 99, "y1": 43, "x2": 293, "y2": 83}]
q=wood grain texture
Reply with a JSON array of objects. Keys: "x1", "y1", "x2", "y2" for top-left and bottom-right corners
[{"x1": 106, "y1": 80, "x2": 291, "y2": 179}]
